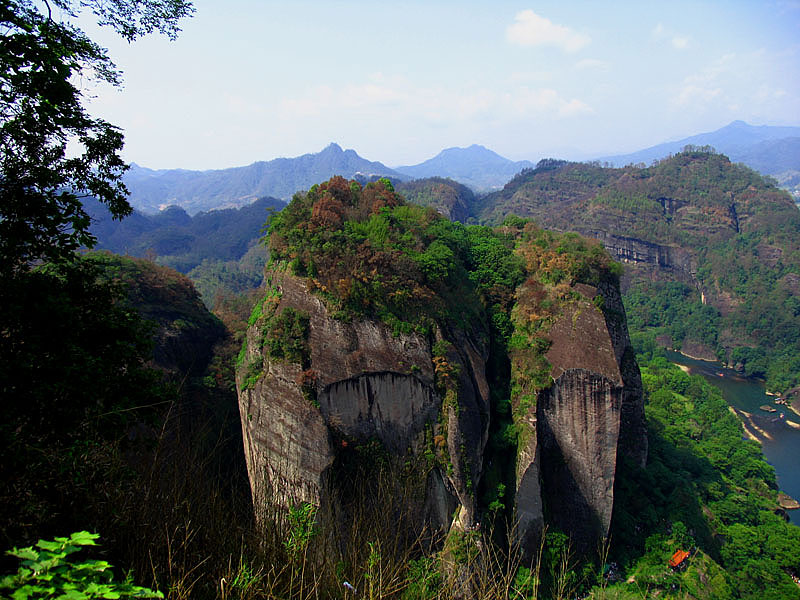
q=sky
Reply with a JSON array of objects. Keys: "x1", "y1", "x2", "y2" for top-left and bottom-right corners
[{"x1": 73, "y1": 0, "x2": 800, "y2": 170}]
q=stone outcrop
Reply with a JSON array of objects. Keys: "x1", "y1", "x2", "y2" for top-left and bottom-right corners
[
  {"x1": 514, "y1": 281, "x2": 646, "y2": 555},
  {"x1": 237, "y1": 268, "x2": 490, "y2": 533},
  {"x1": 582, "y1": 230, "x2": 697, "y2": 288},
  {"x1": 237, "y1": 255, "x2": 646, "y2": 557}
]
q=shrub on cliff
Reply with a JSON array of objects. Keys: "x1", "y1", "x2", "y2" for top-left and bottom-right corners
[{"x1": 267, "y1": 176, "x2": 486, "y2": 333}]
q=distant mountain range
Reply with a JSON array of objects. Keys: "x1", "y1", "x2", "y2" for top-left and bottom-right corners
[
  {"x1": 122, "y1": 121, "x2": 800, "y2": 215},
  {"x1": 599, "y1": 120, "x2": 800, "y2": 175},
  {"x1": 123, "y1": 143, "x2": 406, "y2": 214},
  {"x1": 394, "y1": 144, "x2": 534, "y2": 191},
  {"x1": 87, "y1": 196, "x2": 285, "y2": 273}
]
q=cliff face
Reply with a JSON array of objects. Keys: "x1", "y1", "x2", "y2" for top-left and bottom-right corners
[
  {"x1": 237, "y1": 268, "x2": 490, "y2": 532},
  {"x1": 514, "y1": 281, "x2": 645, "y2": 554},
  {"x1": 583, "y1": 230, "x2": 697, "y2": 288},
  {"x1": 504, "y1": 226, "x2": 647, "y2": 556},
  {"x1": 236, "y1": 177, "x2": 648, "y2": 558}
]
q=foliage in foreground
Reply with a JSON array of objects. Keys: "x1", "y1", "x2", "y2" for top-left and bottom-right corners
[{"x1": 1, "y1": 531, "x2": 163, "y2": 599}]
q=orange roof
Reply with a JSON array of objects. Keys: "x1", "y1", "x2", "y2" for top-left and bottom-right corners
[{"x1": 669, "y1": 550, "x2": 689, "y2": 568}]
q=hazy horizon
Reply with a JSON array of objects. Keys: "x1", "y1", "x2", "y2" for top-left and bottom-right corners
[{"x1": 73, "y1": 0, "x2": 800, "y2": 170}]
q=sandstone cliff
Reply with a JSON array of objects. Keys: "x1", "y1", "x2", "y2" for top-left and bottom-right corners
[
  {"x1": 515, "y1": 281, "x2": 645, "y2": 554},
  {"x1": 236, "y1": 177, "x2": 647, "y2": 558},
  {"x1": 237, "y1": 267, "x2": 490, "y2": 533},
  {"x1": 508, "y1": 227, "x2": 646, "y2": 557}
]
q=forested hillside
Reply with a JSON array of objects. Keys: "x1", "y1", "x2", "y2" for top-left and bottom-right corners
[
  {"x1": 88, "y1": 196, "x2": 284, "y2": 307},
  {"x1": 395, "y1": 177, "x2": 477, "y2": 222},
  {"x1": 479, "y1": 150, "x2": 800, "y2": 394}
]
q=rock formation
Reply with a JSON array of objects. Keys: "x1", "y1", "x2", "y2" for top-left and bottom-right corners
[
  {"x1": 237, "y1": 268, "x2": 490, "y2": 533},
  {"x1": 513, "y1": 281, "x2": 646, "y2": 555},
  {"x1": 236, "y1": 176, "x2": 647, "y2": 559}
]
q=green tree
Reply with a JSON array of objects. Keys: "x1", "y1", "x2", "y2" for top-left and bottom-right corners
[
  {"x1": 0, "y1": 0, "x2": 193, "y2": 275},
  {"x1": 0, "y1": 0, "x2": 193, "y2": 548}
]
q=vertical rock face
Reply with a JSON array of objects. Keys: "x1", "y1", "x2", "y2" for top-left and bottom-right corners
[
  {"x1": 537, "y1": 369, "x2": 622, "y2": 547},
  {"x1": 237, "y1": 269, "x2": 490, "y2": 533},
  {"x1": 236, "y1": 178, "x2": 648, "y2": 559},
  {"x1": 514, "y1": 281, "x2": 646, "y2": 554}
]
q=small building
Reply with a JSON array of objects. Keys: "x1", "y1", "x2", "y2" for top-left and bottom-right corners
[{"x1": 669, "y1": 549, "x2": 690, "y2": 569}]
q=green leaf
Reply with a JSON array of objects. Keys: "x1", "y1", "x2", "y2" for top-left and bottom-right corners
[
  {"x1": 72, "y1": 559, "x2": 111, "y2": 572},
  {"x1": 3, "y1": 533, "x2": 163, "y2": 600},
  {"x1": 56, "y1": 589, "x2": 88, "y2": 599},
  {"x1": 8, "y1": 547, "x2": 39, "y2": 561},
  {"x1": 68, "y1": 532, "x2": 99, "y2": 546},
  {"x1": 36, "y1": 539, "x2": 63, "y2": 552}
]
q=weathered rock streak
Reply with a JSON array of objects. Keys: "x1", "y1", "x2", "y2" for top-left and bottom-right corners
[{"x1": 514, "y1": 281, "x2": 646, "y2": 553}]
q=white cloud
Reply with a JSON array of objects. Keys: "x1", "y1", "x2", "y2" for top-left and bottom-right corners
[
  {"x1": 558, "y1": 98, "x2": 594, "y2": 117},
  {"x1": 506, "y1": 10, "x2": 590, "y2": 53},
  {"x1": 503, "y1": 87, "x2": 593, "y2": 119},
  {"x1": 652, "y1": 23, "x2": 690, "y2": 50},
  {"x1": 574, "y1": 58, "x2": 609, "y2": 71},
  {"x1": 671, "y1": 36, "x2": 689, "y2": 50},
  {"x1": 278, "y1": 78, "x2": 592, "y2": 126},
  {"x1": 673, "y1": 84, "x2": 722, "y2": 107},
  {"x1": 508, "y1": 88, "x2": 559, "y2": 113},
  {"x1": 508, "y1": 70, "x2": 554, "y2": 83}
]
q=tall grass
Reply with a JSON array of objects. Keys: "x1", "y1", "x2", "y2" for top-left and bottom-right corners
[{"x1": 109, "y1": 414, "x2": 596, "y2": 600}]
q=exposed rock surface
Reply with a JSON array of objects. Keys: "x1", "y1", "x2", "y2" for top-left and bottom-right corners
[
  {"x1": 236, "y1": 187, "x2": 647, "y2": 557},
  {"x1": 237, "y1": 268, "x2": 490, "y2": 532},
  {"x1": 584, "y1": 230, "x2": 696, "y2": 287},
  {"x1": 679, "y1": 340, "x2": 718, "y2": 362},
  {"x1": 238, "y1": 273, "x2": 646, "y2": 555},
  {"x1": 514, "y1": 281, "x2": 646, "y2": 554},
  {"x1": 778, "y1": 491, "x2": 800, "y2": 511}
]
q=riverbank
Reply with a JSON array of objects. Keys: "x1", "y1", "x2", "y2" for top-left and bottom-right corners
[
  {"x1": 778, "y1": 491, "x2": 800, "y2": 511},
  {"x1": 673, "y1": 348, "x2": 717, "y2": 363},
  {"x1": 666, "y1": 350, "x2": 800, "y2": 527},
  {"x1": 728, "y1": 406, "x2": 772, "y2": 443}
]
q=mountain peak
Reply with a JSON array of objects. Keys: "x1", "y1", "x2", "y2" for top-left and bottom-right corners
[
  {"x1": 396, "y1": 144, "x2": 535, "y2": 191},
  {"x1": 599, "y1": 121, "x2": 800, "y2": 174},
  {"x1": 321, "y1": 142, "x2": 343, "y2": 153},
  {"x1": 440, "y1": 144, "x2": 493, "y2": 155}
]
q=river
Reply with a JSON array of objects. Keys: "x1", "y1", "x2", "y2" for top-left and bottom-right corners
[{"x1": 665, "y1": 351, "x2": 800, "y2": 527}]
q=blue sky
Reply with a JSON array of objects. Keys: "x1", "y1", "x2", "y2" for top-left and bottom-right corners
[{"x1": 76, "y1": 0, "x2": 800, "y2": 170}]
